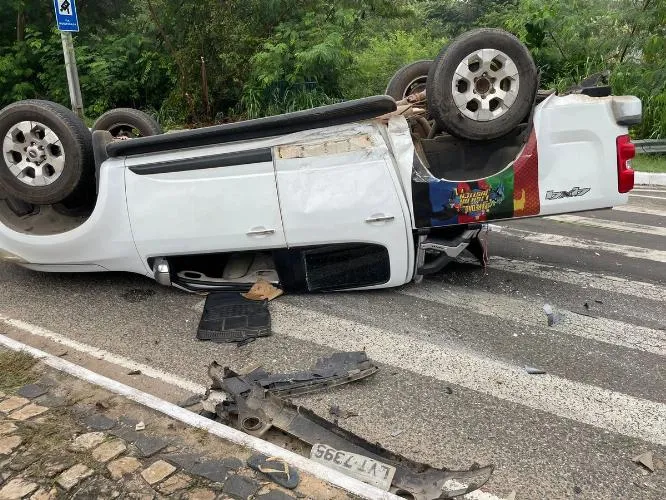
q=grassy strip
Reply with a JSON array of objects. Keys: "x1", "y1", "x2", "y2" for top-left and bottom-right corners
[
  {"x1": 0, "y1": 349, "x2": 38, "y2": 391},
  {"x1": 633, "y1": 154, "x2": 666, "y2": 173}
]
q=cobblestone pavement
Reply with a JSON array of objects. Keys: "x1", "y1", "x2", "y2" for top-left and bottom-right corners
[{"x1": 0, "y1": 350, "x2": 353, "y2": 500}]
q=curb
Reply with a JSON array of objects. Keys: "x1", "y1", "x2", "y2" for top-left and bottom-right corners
[
  {"x1": 0, "y1": 334, "x2": 400, "y2": 500},
  {"x1": 635, "y1": 172, "x2": 666, "y2": 186}
]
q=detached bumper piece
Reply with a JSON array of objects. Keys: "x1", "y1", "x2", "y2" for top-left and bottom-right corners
[
  {"x1": 208, "y1": 351, "x2": 378, "y2": 398},
  {"x1": 196, "y1": 292, "x2": 271, "y2": 343},
  {"x1": 203, "y1": 353, "x2": 493, "y2": 499}
]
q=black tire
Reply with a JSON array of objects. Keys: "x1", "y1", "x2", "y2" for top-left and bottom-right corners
[
  {"x1": 92, "y1": 108, "x2": 162, "y2": 138},
  {"x1": 427, "y1": 29, "x2": 537, "y2": 141},
  {"x1": 0, "y1": 100, "x2": 94, "y2": 205},
  {"x1": 385, "y1": 60, "x2": 432, "y2": 100}
]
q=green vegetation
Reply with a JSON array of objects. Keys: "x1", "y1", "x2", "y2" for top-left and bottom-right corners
[
  {"x1": 0, "y1": 350, "x2": 37, "y2": 391},
  {"x1": 1, "y1": 1, "x2": 664, "y2": 136},
  {"x1": 633, "y1": 155, "x2": 666, "y2": 173}
]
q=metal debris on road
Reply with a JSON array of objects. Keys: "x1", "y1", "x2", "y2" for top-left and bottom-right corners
[{"x1": 525, "y1": 366, "x2": 547, "y2": 375}]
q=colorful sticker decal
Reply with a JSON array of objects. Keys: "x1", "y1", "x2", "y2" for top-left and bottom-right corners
[{"x1": 414, "y1": 130, "x2": 540, "y2": 228}]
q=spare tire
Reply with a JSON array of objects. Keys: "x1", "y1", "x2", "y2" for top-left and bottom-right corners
[
  {"x1": 92, "y1": 108, "x2": 162, "y2": 138},
  {"x1": 0, "y1": 100, "x2": 94, "y2": 205},
  {"x1": 427, "y1": 29, "x2": 537, "y2": 141},
  {"x1": 385, "y1": 60, "x2": 432, "y2": 101}
]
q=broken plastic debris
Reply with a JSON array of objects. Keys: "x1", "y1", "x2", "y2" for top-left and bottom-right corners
[
  {"x1": 248, "y1": 454, "x2": 300, "y2": 489},
  {"x1": 212, "y1": 356, "x2": 494, "y2": 500},
  {"x1": 242, "y1": 279, "x2": 284, "y2": 301},
  {"x1": 525, "y1": 366, "x2": 546, "y2": 375},
  {"x1": 207, "y1": 351, "x2": 378, "y2": 398},
  {"x1": 135, "y1": 421, "x2": 146, "y2": 431},
  {"x1": 542, "y1": 303, "x2": 562, "y2": 326},
  {"x1": 329, "y1": 405, "x2": 359, "y2": 420},
  {"x1": 632, "y1": 451, "x2": 655, "y2": 472}
]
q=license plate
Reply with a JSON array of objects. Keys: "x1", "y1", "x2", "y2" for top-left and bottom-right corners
[{"x1": 310, "y1": 443, "x2": 396, "y2": 491}]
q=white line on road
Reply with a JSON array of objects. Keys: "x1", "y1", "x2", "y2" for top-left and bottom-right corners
[
  {"x1": 0, "y1": 313, "x2": 206, "y2": 395},
  {"x1": 613, "y1": 205, "x2": 666, "y2": 217},
  {"x1": 0, "y1": 334, "x2": 400, "y2": 500},
  {"x1": 271, "y1": 303, "x2": 666, "y2": 446},
  {"x1": 487, "y1": 256, "x2": 666, "y2": 303},
  {"x1": 629, "y1": 194, "x2": 666, "y2": 200},
  {"x1": 399, "y1": 283, "x2": 666, "y2": 356},
  {"x1": 0, "y1": 314, "x2": 506, "y2": 500},
  {"x1": 545, "y1": 214, "x2": 666, "y2": 237},
  {"x1": 497, "y1": 226, "x2": 666, "y2": 263},
  {"x1": 633, "y1": 189, "x2": 666, "y2": 194}
]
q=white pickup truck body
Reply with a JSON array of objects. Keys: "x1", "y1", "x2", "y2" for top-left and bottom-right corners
[{"x1": 0, "y1": 93, "x2": 641, "y2": 293}]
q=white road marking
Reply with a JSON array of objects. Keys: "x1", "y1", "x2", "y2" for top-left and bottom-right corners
[
  {"x1": 498, "y1": 226, "x2": 666, "y2": 262},
  {"x1": 629, "y1": 194, "x2": 666, "y2": 200},
  {"x1": 0, "y1": 335, "x2": 399, "y2": 500},
  {"x1": 613, "y1": 205, "x2": 666, "y2": 217},
  {"x1": 545, "y1": 214, "x2": 666, "y2": 237},
  {"x1": 487, "y1": 256, "x2": 666, "y2": 303},
  {"x1": 0, "y1": 313, "x2": 206, "y2": 394},
  {"x1": 271, "y1": 303, "x2": 666, "y2": 446},
  {"x1": 633, "y1": 189, "x2": 666, "y2": 194},
  {"x1": 399, "y1": 283, "x2": 666, "y2": 355}
]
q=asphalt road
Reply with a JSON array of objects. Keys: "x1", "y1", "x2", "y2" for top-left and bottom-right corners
[{"x1": 1, "y1": 187, "x2": 665, "y2": 499}]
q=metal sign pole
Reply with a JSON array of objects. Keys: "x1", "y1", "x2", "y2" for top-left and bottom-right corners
[
  {"x1": 60, "y1": 31, "x2": 84, "y2": 119},
  {"x1": 53, "y1": 0, "x2": 83, "y2": 119}
]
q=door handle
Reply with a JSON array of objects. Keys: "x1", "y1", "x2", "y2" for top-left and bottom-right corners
[
  {"x1": 365, "y1": 215, "x2": 395, "y2": 223},
  {"x1": 247, "y1": 228, "x2": 276, "y2": 236}
]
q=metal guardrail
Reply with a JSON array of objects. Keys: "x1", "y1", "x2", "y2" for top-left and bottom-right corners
[{"x1": 634, "y1": 139, "x2": 666, "y2": 154}]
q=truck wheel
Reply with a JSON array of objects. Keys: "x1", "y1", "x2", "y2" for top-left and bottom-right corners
[
  {"x1": 385, "y1": 60, "x2": 432, "y2": 100},
  {"x1": 92, "y1": 108, "x2": 162, "y2": 138},
  {"x1": 427, "y1": 29, "x2": 537, "y2": 141},
  {"x1": 0, "y1": 100, "x2": 93, "y2": 205}
]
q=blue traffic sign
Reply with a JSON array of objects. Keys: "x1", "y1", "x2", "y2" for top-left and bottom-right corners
[{"x1": 53, "y1": 0, "x2": 79, "y2": 32}]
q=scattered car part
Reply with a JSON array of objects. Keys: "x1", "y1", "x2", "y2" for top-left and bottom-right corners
[
  {"x1": 329, "y1": 405, "x2": 359, "y2": 420},
  {"x1": 311, "y1": 443, "x2": 396, "y2": 491},
  {"x1": 92, "y1": 108, "x2": 163, "y2": 138},
  {"x1": 525, "y1": 366, "x2": 547, "y2": 375},
  {"x1": 216, "y1": 382, "x2": 493, "y2": 499},
  {"x1": 248, "y1": 454, "x2": 300, "y2": 489},
  {"x1": 207, "y1": 351, "x2": 378, "y2": 398},
  {"x1": 427, "y1": 28, "x2": 537, "y2": 141},
  {"x1": 0, "y1": 100, "x2": 93, "y2": 205},
  {"x1": 386, "y1": 60, "x2": 433, "y2": 101},
  {"x1": 632, "y1": 451, "x2": 655, "y2": 472},
  {"x1": 197, "y1": 292, "x2": 271, "y2": 343}
]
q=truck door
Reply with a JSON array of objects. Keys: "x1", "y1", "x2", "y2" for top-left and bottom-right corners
[
  {"x1": 125, "y1": 146, "x2": 286, "y2": 267},
  {"x1": 274, "y1": 125, "x2": 412, "y2": 288}
]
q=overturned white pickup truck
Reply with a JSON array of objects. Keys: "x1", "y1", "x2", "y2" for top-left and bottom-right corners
[{"x1": 0, "y1": 29, "x2": 640, "y2": 293}]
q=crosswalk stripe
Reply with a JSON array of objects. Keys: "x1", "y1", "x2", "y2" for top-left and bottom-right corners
[
  {"x1": 271, "y1": 302, "x2": 666, "y2": 446},
  {"x1": 497, "y1": 226, "x2": 666, "y2": 262},
  {"x1": 629, "y1": 194, "x2": 666, "y2": 200},
  {"x1": 399, "y1": 282, "x2": 666, "y2": 356},
  {"x1": 613, "y1": 205, "x2": 666, "y2": 217},
  {"x1": 487, "y1": 256, "x2": 666, "y2": 303},
  {"x1": 545, "y1": 214, "x2": 666, "y2": 237},
  {"x1": 633, "y1": 188, "x2": 666, "y2": 194}
]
